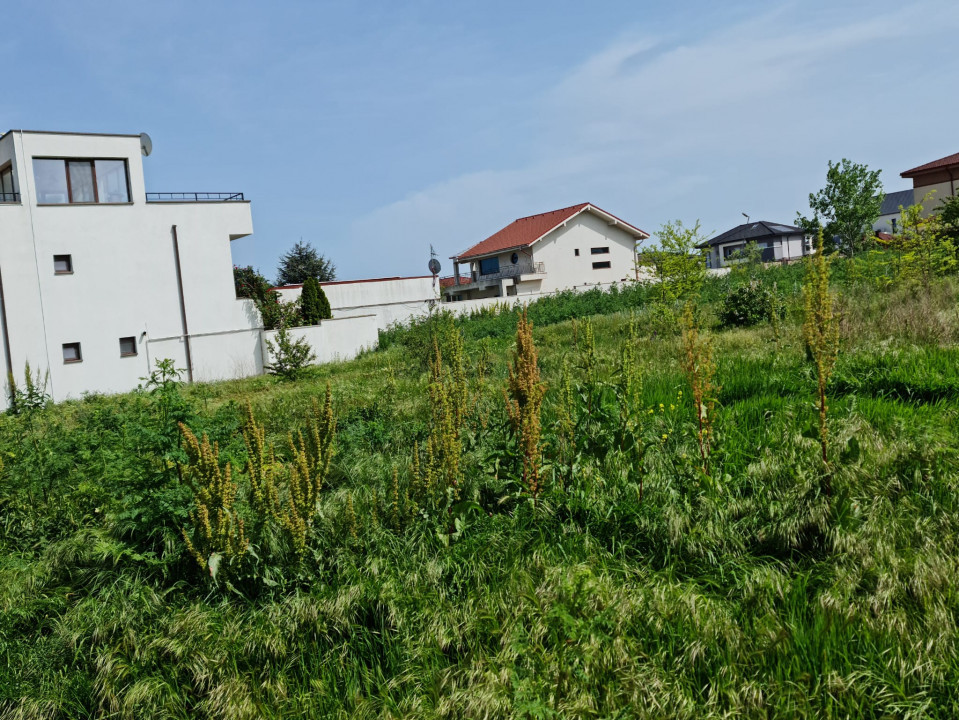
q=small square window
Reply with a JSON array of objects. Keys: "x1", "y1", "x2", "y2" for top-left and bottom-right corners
[
  {"x1": 62, "y1": 342, "x2": 82, "y2": 363},
  {"x1": 574, "y1": 249, "x2": 580, "y2": 256},
  {"x1": 119, "y1": 336, "x2": 137, "y2": 357},
  {"x1": 54, "y1": 254, "x2": 73, "y2": 274},
  {"x1": 590, "y1": 247, "x2": 610, "y2": 255},
  {"x1": 592, "y1": 261, "x2": 611, "y2": 270}
]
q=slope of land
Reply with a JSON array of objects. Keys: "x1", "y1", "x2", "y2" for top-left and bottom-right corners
[{"x1": 2, "y1": 259, "x2": 959, "y2": 718}]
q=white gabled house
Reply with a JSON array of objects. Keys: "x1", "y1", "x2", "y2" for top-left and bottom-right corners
[
  {"x1": 443, "y1": 203, "x2": 650, "y2": 302},
  {"x1": 0, "y1": 130, "x2": 263, "y2": 409}
]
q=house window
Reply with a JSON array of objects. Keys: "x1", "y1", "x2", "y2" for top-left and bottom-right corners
[
  {"x1": 0, "y1": 163, "x2": 14, "y2": 201},
  {"x1": 511, "y1": 252, "x2": 519, "y2": 264},
  {"x1": 33, "y1": 158, "x2": 130, "y2": 204},
  {"x1": 574, "y1": 249, "x2": 580, "y2": 256},
  {"x1": 62, "y1": 342, "x2": 82, "y2": 363},
  {"x1": 592, "y1": 261, "x2": 611, "y2": 269},
  {"x1": 53, "y1": 254, "x2": 73, "y2": 274},
  {"x1": 479, "y1": 257, "x2": 499, "y2": 275},
  {"x1": 119, "y1": 336, "x2": 137, "y2": 357},
  {"x1": 723, "y1": 244, "x2": 744, "y2": 259},
  {"x1": 590, "y1": 247, "x2": 610, "y2": 255}
]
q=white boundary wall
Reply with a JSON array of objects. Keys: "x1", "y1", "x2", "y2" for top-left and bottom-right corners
[{"x1": 262, "y1": 315, "x2": 379, "y2": 368}]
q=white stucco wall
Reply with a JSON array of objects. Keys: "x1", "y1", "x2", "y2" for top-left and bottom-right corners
[
  {"x1": 262, "y1": 315, "x2": 379, "y2": 367},
  {"x1": 0, "y1": 130, "x2": 260, "y2": 408}
]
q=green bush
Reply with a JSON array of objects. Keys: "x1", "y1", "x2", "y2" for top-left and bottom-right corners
[{"x1": 719, "y1": 281, "x2": 778, "y2": 327}]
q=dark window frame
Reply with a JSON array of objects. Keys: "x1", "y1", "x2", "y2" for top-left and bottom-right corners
[
  {"x1": 0, "y1": 162, "x2": 15, "y2": 199},
  {"x1": 592, "y1": 260, "x2": 612, "y2": 269},
  {"x1": 590, "y1": 247, "x2": 610, "y2": 255},
  {"x1": 32, "y1": 157, "x2": 132, "y2": 205},
  {"x1": 53, "y1": 254, "x2": 73, "y2": 275},
  {"x1": 62, "y1": 342, "x2": 82, "y2": 364},
  {"x1": 119, "y1": 336, "x2": 137, "y2": 357}
]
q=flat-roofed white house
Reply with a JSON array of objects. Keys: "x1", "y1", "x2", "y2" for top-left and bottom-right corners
[
  {"x1": 0, "y1": 129, "x2": 267, "y2": 409},
  {"x1": 698, "y1": 221, "x2": 811, "y2": 269},
  {"x1": 443, "y1": 203, "x2": 649, "y2": 302}
]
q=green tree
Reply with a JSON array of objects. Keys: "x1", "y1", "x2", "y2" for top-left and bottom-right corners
[
  {"x1": 935, "y1": 194, "x2": 959, "y2": 249},
  {"x1": 317, "y1": 284, "x2": 332, "y2": 320},
  {"x1": 638, "y1": 220, "x2": 707, "y2": 303},
  {"x1": 301, "y1": 277, "x2": 321, "y2": 325},
  {"x1": 233, "y1": 265, "x2": 284, "y2": 329},
  {"x1": 896, "y1": 194, "x2": 957, "y2": 284},
  {"x1": 275, "y1": 241, "x2": 336, "y2": 286},
  {"x1": 797, "y1": 159, "x2": 884, "y2": 257}
]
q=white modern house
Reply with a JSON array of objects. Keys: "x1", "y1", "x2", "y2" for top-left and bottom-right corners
[
  {"x1": 698, "y1": 221, "x2": 811, "y2": 269},
  {"x1": 0, "y1": 130, "x2": 371, "y2": 411},
  {"x1": 443, "y1": 203, "x2": 649, "y2": 302}
]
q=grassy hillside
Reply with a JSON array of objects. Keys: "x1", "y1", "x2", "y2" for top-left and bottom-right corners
[{"x1": 2, "y1": 260, "x2": 959, "y2": 718}]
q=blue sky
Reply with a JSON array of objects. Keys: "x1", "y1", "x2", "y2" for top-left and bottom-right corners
[{"x1": 4, "y1": 1, "x2": 958, "y2": 281}]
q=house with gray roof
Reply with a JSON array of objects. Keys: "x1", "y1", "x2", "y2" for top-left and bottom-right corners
[
  {"x1": 697, "y1": 221, "x2": 811, "y2": 269},
  {"x1": 873, "y1": 189, "x2": 914, "y2": 234}
]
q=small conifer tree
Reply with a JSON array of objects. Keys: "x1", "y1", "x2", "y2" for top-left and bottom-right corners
[
  {"x1": 301, "y1": 277, "x2": 321, "y2": 325},
  {"x1": 316, "y1": 283, "x2": 333, "y2": 320}
]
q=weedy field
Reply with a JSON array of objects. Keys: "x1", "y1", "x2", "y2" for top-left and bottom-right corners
[{"x1": 2, "y1": 254, "x2": 959, "y2": 719}]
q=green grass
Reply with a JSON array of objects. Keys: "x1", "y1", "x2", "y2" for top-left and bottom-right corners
[{"x1": 2, "y1": 264, "x2": 959, "y2": 718}]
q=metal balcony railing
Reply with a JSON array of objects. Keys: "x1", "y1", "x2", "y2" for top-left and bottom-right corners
[
  {"x1": 473, "y1": 261, "x2": 545, "y2": 282},
  {"x1": 146, "y1": 192, "x2": 245, "y2": 202},
  {"x1": 0, "y1": 192, "x2": 20, "y2": 203}
]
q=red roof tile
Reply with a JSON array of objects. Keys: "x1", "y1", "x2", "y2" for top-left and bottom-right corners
[
  {"x1": 439, "y1": 275, "x2": 472, "y2": 289},
  {"x1": 453, "y1": 203, "x2": 648, "y2": 261},
  {"x1": 901, "y1": 152, "x2": 959, "y2": 178}
]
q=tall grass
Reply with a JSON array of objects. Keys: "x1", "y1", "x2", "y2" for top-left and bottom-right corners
[{"x1": 2, "y1": 259, "x2": 959, "y2": 717}]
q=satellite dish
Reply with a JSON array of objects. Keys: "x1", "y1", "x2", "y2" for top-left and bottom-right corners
[
  {"x1": 428, "y1": 258, "x2": 441, "y2": 275},
  {"x1": 140, "y1": 132, "x2": 153, "y2": 157}
]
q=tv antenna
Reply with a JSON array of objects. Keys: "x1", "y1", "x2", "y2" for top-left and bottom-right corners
[
  {"x1": 428, "y1": 245, "x2": 441, "y2": 292},
  {"x1": 742, "y1": 212, "x2": 750, "y2": 224}
]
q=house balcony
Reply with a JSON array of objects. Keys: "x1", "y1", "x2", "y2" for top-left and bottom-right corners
[
  {"x1": 447, "y1": 261, "x2": 546, "y2": 293},
  {"x1": 146, "y1": 192, "x2": 245, "y2": 203}
]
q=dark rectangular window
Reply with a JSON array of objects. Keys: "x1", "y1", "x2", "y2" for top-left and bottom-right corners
[
  {"x1": 62, "y1": 342, "x2": 82, "y2": 363},
  {"x1": 53, "y1": 254, "x2": 73, "y2": 274},
  {"x1": 479, "y1": 257, "x2": 499, "y2": 275},
  {"x1": 0, "y1": 163, "x2": 14, "y2": 201},
  {"x1": 574, "y1": 249, "x2": 580, "y2": 256},
  {"x1": 590, "y1": 247, "x2": 610, "y2": 255},
  {"x1": 119, "y1": 336, "x2": 137, "y2": 357},
  {"x1": 592, "y1": 261, "x2": 611, "y2": 269},
  {"x1": 33, "y1": 158, "x2": 130, "y2": 204}
]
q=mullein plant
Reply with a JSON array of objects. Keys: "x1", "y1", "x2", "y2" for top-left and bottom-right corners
[
  {"x1": 423, "y1": 332, "x2": 466, "y2": 508},
  {"x1": 679, "y1": 303, "x2": 718, "y2": 476},
  {"x1": 802, "y1": 229, "x2": 840, "y2": 490},
  {"x1": 505, "y1": 309, "x2": 547, "y2": 500},
  {"x1": 178, "y1": 424, "x2": 248, "y2": 574}
]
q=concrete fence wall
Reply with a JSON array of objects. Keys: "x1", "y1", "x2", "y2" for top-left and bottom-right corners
[{"x1": 262, "y1": 314, "x2": 379, "y2": 368}]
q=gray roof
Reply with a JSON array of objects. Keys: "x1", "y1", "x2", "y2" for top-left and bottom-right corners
[
  {"x1": 879, "y1": 189, "x2": 914, "y2": 216},
  {"x1": 697, "y1": 221, "x2": 805, "y2": 248}
]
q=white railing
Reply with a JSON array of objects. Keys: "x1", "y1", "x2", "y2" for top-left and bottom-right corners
[{"x1": 473, "y1": 261, "x2": 546, "y2": 282}]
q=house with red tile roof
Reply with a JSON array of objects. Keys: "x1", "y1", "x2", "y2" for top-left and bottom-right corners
[
  {"x1": 443, "y1": 203, "x2": 649, "y2": 302},
  {"x1": 901, "y1": 152, "x2": 959, "y2": 216}
]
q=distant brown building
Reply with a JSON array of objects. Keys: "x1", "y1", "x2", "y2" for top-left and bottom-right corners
[{"x1": 901, "y1": 152, "x2": 959, "y2": 216}]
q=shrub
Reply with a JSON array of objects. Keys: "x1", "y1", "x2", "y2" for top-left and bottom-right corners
[
  {"x1": 719, "y1": 281, "x2": 778, "y2": 327},
  {"x1": 265, "y1": 307, "x2": 316, "y2": 380}
]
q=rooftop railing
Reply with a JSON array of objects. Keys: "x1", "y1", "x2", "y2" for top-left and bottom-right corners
[
  {"x1": 473, "y1": 261, "x2": 546, "y2": 282},
  {"x1": 146, "y1": 192, "x2": 245, "y2": 202},
  {"x1": 0, "y1": 192, "x2": 20, "y2": 203}
]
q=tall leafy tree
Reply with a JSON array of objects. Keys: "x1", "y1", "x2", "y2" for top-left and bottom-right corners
[
  {"x1": 797, "y1": 159, "x2": 884, "y2": 257},
  {"x1": 638, "y1": 219, "x2": 708, "y2": 303},
  {"x1": 275, "y1": 241, "x2": 336, "y2": 286}
]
